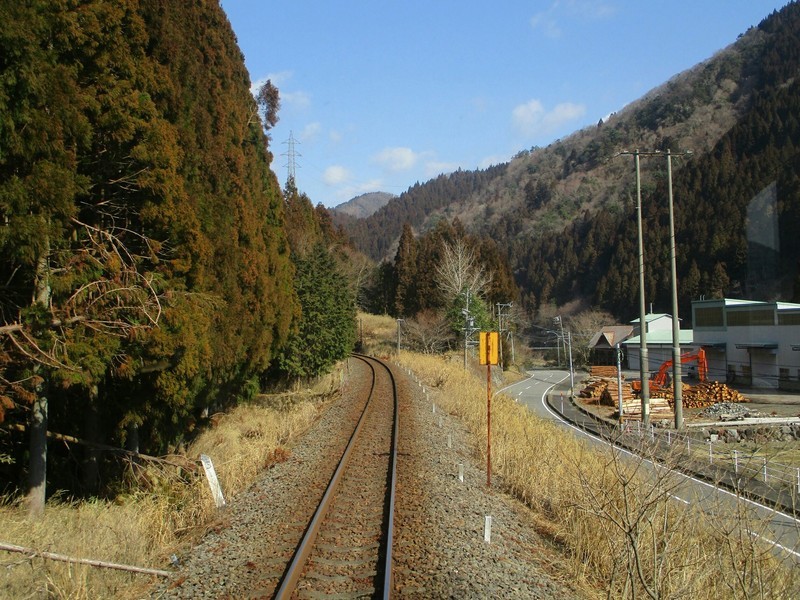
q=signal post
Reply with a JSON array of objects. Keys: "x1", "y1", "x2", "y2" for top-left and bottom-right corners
[{"x1": 479, "y1": 331, "x2": 499, "y2": 487}]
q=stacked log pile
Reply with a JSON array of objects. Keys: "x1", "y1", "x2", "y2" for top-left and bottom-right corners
[
  {"x1": 619, "y1": 396, "x2": 673, "y2": 419},
  {"x1": 578, "y1": 379, "x2": 609, "y2": 402},
  {"x1": 578, "y1": 373, "x2": 747, "y2": 421},
  {"x1": 579, "y1": 367, "x2": 635, "y2": 408},
  {"x1": 656, "y1": 381, "x2": 749, "y2": 408},
  {"x1": 599, "y1": 382, "x2": 636, "y2": 407},
  {"x1": 590, "y1": 366, "x2": 618, "y2": 378}
]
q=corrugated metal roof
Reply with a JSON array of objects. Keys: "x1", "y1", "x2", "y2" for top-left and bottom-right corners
[
  {"x1": 623, "y1": 330, "x2": 694, "y2": 345},
  {"x1": 630, "y1": 313, "x2": 672, "y2": 324}
]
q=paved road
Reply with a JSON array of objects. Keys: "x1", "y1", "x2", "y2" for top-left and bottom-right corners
[
  {"x1": 499, "y1": 369, "x2": 800, "y2": 564},
  {"x1": 499, "y1": 369, "x2": 571, "y2": 421}
]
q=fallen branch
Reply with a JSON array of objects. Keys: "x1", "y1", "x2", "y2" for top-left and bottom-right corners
[
  {"x1": 0, "y1": 541, "x2": 171, "y2": 577},
  {"x1": 5, "y1": 424, "x2": 198, "y2": 472}
]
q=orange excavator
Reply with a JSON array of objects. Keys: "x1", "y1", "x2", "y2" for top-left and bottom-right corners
[{"x1": 632, "y1": 348, "x2": 707, "y2": 395}]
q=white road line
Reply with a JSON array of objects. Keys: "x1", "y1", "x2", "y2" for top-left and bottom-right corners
[
  {"x1": 520, "y1": 372, "x2": 800, "y2": 560},
  {"x1": 751, "y1": 531, "x2": 800, "y2": 559},
  {"x1": 669, "y1": 493, "x2": 690, "y2": 505}
]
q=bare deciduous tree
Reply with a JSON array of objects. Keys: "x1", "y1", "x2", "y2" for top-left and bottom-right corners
[
  {"x1": 434, "y1": 239, "x2": 491, "y2": 301},
  {"x1": 567, "y1": 308, "x2": 615, "y2": 367},
  {"x1": 403, "y1": 310, "x2": 453, "y2": 354}
]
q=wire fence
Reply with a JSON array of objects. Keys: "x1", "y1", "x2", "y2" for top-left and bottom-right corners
[{"x1": 613, "y1": 420, "x2": 800, "y2": 497}]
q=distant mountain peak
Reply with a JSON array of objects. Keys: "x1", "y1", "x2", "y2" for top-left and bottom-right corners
[{"x1": 332, "y1": 192, "x2": 395, "y2": 219}]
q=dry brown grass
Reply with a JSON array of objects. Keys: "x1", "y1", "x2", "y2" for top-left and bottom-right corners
[
  {"x1": 399, "y1": 350, "x2": 799, "y2": 599},
  {"x1": 0, "y1": 367, "x2": 340, "y2": 599},
  {"x1": 357, "y1": 312, "x2": 398, "y2": 357}
]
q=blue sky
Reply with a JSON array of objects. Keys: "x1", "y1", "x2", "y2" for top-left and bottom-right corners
[{"x1": 220, "y1": 1, "x2": 789, "y2": 207}]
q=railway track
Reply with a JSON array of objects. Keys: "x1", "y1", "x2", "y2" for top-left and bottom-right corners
[
  {"x1": 156, "y1": 358, "x2": 585, "y2": 598},
  {"x1": 271, "y1": 353, "x2": 398, "y2": 599}
]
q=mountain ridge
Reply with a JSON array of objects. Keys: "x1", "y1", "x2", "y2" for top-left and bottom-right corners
[
  {"x1": 332, "y1": 191, "x2": 395, "y2": 219},
  {"x1": 338, "y1": 2, "x2": 800, "y2": 321}
]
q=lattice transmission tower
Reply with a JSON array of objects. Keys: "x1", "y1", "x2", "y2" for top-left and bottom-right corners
[{"x1": 281, "y1": 131, "x2": 301, "y2": 189}]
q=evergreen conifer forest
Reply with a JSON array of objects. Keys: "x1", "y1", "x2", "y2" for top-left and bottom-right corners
[
  {"x1": 2, "y1": 0, "x2": 800, "y2": 508},
  {"x1": 0, "y1": 1, "x2": 354, "y2": 508}
]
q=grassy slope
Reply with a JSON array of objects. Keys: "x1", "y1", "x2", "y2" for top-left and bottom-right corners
[
  {"x1": 359, "y1": 313, "x2": 798, "y2": 598},
  {"x1": 1, "y1": 313, "x2": 795, "y2": 597}
]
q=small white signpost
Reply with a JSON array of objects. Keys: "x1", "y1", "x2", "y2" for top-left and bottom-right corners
[{"x1": 199, "y1": 454, "x2": 226, "y2": 508}]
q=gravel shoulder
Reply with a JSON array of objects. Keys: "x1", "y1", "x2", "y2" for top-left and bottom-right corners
[{"x1": 392, "y1": 363, "x2": 590, "y2": 599}]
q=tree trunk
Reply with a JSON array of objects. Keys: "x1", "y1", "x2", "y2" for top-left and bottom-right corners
[
  {"x1": 82, "y1": 386, "x2": 101, "y2": 495},
  {"x1": 26, "y1": 384, "x2": 48, "y2": 517},
  {"x1": 26, "y1": 235, "x2": 51, "y2": 517},
  {"x1": 125, "y1": 422, "x2": 140, "y2": 454}
]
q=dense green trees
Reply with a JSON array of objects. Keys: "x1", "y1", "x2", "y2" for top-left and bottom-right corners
[
  {"x1": 277, "y1": 242, "x2": 356, "y2": 378},
  {"x1": 362, "y1": 218, "x2": 519, "y2": 342},
  {"x1": 0, "y1": 0, "x2": 338, "y2": 509},
  {"x1": 277, "y1": 186, "x2": 356, "y2": 379}
]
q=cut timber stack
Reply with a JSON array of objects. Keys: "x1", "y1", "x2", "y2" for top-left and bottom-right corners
[
  {"x1": 579, "y1": 365, "x2": 632, "y2": 406},
  {"x1": 591, "y1": 365, "x2": 619, "y2": 378},
  {"x1": 579, "y1": 366, "x2": 636, "y2": 408},
  {"x1": 579, "y1": 379, "x2": 609, "y2": 401},
  {"x1": 599, "y1": 381, "x2": 636, "y2": 407},
  {"x1": 658, "y1": 381, "x2": 749, "y2": 408},
  {"x1": 620, "y1": 396, "x2": 673, "y2": 419}
]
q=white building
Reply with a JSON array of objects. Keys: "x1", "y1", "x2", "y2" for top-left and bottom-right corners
[
  {"x1": 623, "y1": 314, "x2": 696, "y2": 372},
  {"x1": 692, "y1": 298, "x2": 800, "y2": 390}
]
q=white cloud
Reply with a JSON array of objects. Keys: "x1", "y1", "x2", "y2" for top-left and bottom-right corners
[
  {"x1": 530, "y1": 1, "x2": 616, "y2": 38},
  {"x1": 424, "y1": 160, "x2": 460, "y2": 178},
  {"x1": 530, "y1": 12, "x2": 561, "y2": 38},
  {"x1": 249, "y1": 71, "x2": 310, "y2": 110},
  {"x1": 512, "y1": 99, "x2": 586, "y2": 137},
  {"x1": 250, "y1": 71, "x2": 292, "y2": 97},
  {"x1": 300, "y1": 122, "x2": 321, "y2": 141},
  {"x1": 281, "y1": 90, "x2": 311, "y2": 110},
  {"x1": 323, "y1": 165, "x2": 351, "y2": 186},
  {"x1": 568, "y1": 0, "x2": 616, "y2": 20},
  {"x1": 479, "y1": 155, "x2": 510, "y2": 169},
  {"x1": 337, "y1": 179, "x2": 385, "y2": 201},
  {"x1": 512, "y1": 99, "x2": 545, "y2": 131},
  {"x1": 373, "y1": 147, "x2": 418, "y2": 172}
]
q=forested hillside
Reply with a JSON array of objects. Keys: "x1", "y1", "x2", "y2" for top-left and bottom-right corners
[
  {"x1": 334, "y1": 165, "x2": 508, "y2": 259},
  {"x1": 332, "y1": 191, "x2": 395, "y2": 219},
  {"x1": 342, "y1": 2, "x2": 800, "y2": 322},
  {"x1": 0, "y1": 1, "x2": 353, "y2": 510}
]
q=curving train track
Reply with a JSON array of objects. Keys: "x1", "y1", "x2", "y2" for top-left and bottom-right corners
[
  {"x1": 156, "y1": 354, "x2": 585, "y2": 599},
  {"x1": 272, "y1": 353, "x2": 398, "y2": 599}
]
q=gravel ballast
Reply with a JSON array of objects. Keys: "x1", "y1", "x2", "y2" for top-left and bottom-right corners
[{"x1": 152, "y1": 358, "x2": 587, "y2": 599}]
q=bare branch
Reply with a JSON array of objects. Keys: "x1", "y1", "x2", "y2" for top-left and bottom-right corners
[{"x1": 434, "y1": 240, "x2": 491, "y2": 301}]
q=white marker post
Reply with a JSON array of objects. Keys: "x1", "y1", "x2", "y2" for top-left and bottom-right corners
[{"x1": 199, "y1": 454, "x2": 226, "y2": 508}]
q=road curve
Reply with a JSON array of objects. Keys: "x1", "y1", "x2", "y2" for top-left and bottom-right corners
[{"x1": 501, "y1": 368, "x2": 800, "y2": 564}]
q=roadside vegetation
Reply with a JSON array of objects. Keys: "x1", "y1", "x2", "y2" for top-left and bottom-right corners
[
  {"x1": 358, "y1": 314, "x2": 799, "y2": 598},
  {"x1": 0, "y1": 371, "x2": 339, "y2": 598},
  {"x1": 1, "y1": 314, "x2": 796, "y2": 598}
]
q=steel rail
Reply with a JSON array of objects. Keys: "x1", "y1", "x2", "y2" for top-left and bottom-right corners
[
  {"x1": 275, "y1": 353, "x2": 398, "y2": 599},
  {"x1": 377, "y1": 354, "x2": 398, "y2": 600}
]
